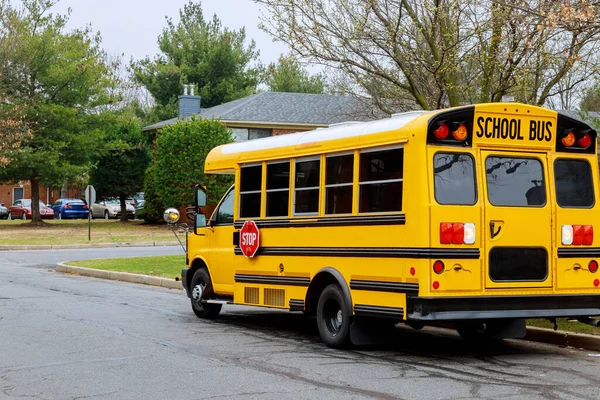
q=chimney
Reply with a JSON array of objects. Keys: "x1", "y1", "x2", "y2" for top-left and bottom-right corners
[{"x1": 178, "y1": 84, "x2": 201, "y2": 118}]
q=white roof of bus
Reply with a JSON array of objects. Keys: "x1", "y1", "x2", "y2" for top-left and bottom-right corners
[{"x1": 221, "y1": 111, "x2": 430, "y2": 155}]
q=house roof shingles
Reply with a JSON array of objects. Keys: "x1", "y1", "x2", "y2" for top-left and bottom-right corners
[{"x1": 143, "y1": 92, "x2": 380, "y2": 131}]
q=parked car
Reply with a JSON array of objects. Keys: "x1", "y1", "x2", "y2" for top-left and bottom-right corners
[
  {"x1": 8, "y1": 199, "x2": 54, "y2": 220},
  {"x1": 90, "y1": 199, "x2": 135, "y2": 219},
  {"x1": 0, "y1": 203, "x2": 8, "y2": 219},
  {"x1": 51, "y1": 198, "x2": 89, "y2": 220}
]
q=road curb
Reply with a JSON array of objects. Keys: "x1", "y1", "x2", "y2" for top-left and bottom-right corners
[
  {"x1": 0, "y1": 241, "x2": 179, "y2": 251},
  {"x1": 56, "y1": 262, "x2": 183, "y2": 290},
  {"x1": 524, "y1": 326, "x2": 600, "y2": 351},
  {"x1": 54, "y1": 262, "x2": 600, "y2": 351}
]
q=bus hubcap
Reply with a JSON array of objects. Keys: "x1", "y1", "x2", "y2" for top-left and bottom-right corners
[{"x1": 192, "y1": 284, "x2": 205, "y2": 306}]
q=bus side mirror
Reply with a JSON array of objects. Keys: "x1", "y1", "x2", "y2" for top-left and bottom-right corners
[
  {"x1": 194, "y1": 213, "x2": 207, "y2": 235},
  {"x1": 195, "y1": 185, "x2": 207, "y2": 208}
]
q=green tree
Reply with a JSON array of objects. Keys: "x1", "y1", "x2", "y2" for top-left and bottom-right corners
[
  {"x1": 0, "y1": 0, "x2": 118, "y2": 222},
  {"x1": 89, "y1": 123, "x2": 150, "y2": 222},
  {"x1": 581, "y1": 85, "x2": 600, "y2": 112},
  {"x1": 132, "y1": 1, "x2": 260, "y2": 122},
  {"x1": 259, "y1": 0, "x2": 600, "y2": 112},
  {"x1": 265, "y1": 56, "x2": 324, "y2": 94},
  {"x1": 154, "y1": 117, "x2": 233, "y2": 213}
]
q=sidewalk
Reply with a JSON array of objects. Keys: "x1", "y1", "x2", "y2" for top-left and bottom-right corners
[
  {"x1": 0, "y1": 241, "x2": 179, "y2": 251},
  {"x1": 54, "y1": 261, "x2": 600, "y2": 351}
]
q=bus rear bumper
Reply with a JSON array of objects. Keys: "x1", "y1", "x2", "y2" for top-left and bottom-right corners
[{"x1": 408, "y1": 294, "x2": 600, "y2": 321}]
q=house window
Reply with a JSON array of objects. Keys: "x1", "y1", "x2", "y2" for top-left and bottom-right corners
[
  {"x1": 249, "y1": 128, "x2": 271, "y2": 140},
  {"x1": 232, "y1": 128, "x2": 272, "y2": 141},
  {"x1": 239, "y1": 165, "x2": 262, "y2": 218},
  {"x1": 294, "y1": 157, "x2": 320, "y2": 215},
  {"x1": 266, "y1": 161, "x2": 290, "y2": 217},
  {"x1": 359, "y1": 148, "x2": 403, "y2": 213},
  {"x1": 325, "y1": 154, "x2": 353, "y2": 214}
]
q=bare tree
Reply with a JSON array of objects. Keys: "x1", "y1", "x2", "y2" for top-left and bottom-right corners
[{"x1": 258, "y1": 0, "x2": 600, "y2": 112}]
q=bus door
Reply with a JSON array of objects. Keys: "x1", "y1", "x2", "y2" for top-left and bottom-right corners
[{"x1": 480, "y1": 150, "x2": 553, "y2": 289}]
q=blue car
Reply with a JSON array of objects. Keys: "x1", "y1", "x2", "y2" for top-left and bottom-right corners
[{"x1": 51, "y1": 198, "x2": 89, "y2": 220}]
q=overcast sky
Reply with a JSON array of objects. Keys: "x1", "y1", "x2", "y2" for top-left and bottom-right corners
[{"x1": 50, "y1": 0, "x2": 289, "y2": 65}]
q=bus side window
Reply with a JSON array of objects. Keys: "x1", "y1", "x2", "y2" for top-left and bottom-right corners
[
  {"x1": 325, "y1": 154, "x2": 353, "y2": 214},
  {"x1": 359, "y1": 148, "x2": 403, "y2": 213},
  {"x1": 240, "y1": 165, "x2": 262, "y2": 218},
  {"x1": 266, "y1": 161, "x2": 290, "y2": 217},
  {"x1": 215, "y1": 189, "x2": 234, "y2": 225},
  {"x1": 294, "y1": 158, "x2": 320, "y2": 215}
]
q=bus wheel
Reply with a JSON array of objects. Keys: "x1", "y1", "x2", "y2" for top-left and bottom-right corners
[
  {"x1": 190, "y1": 268, "x2": 222, "y2": 319},
  {"x1": 316, "y1": 284, "x2": 351, "y2": 348}
]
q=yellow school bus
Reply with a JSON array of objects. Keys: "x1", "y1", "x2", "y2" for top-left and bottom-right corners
[{"x1": 176, "y1": 102, "x2": 600, "y2": 348}]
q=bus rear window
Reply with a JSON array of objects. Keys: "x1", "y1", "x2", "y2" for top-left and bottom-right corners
[
  {"x1": 434, "y1": 153, "x2": 477, "y2": 205},
  {"x1": 554, "y1": 159, "x2": 594, "y2": 208}
]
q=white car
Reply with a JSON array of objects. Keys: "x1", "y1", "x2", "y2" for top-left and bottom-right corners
[{"x1": 91, "y1": 199, "x2": 135, "y2": 219}]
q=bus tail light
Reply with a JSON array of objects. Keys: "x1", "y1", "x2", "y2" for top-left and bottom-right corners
[
  {"x1": 577, "y1": 131, "x2": 592, "y2": 149},
  {"x1": 562, "y1": 224, "x2": 593, "y2": 245},
  {"x1": 440, "y1": 222, "x2": 475, "y2": 244},
  {"x1": 452, "y1": 123, "x2": 468, "y2": 141},
  {"x1": 561, "y1": 129, "x2": 576, "y2": 147},
  {"x1": 589, "y1": 260, "x2": 598, "y2": 273},
  {"x1": 433, "y1": 122, "x2": 450, "y2": 140}
]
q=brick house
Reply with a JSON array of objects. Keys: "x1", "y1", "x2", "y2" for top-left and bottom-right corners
[{"x1": 0, "y1": 182, "x2": 82, "y2": 208}]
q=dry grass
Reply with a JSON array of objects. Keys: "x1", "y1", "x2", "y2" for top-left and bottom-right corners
[{"x1": 0, "y1": 219, "x2": 176, "y2": 245}]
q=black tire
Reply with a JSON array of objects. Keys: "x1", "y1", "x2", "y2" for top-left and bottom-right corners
[
  {"x1": 104, "y1": 210, "x2": 109, "y2": 219},
  {"x1": 316, "y1": 284, "x2": 352, "y2": 348},
  {"x1": 190, "y1": 268, "x2": 222, "y2": 319},
  {"x1": 22, "y1": 212, "x2": 26, "y2": 220},
  {"x1": 58, "y1": 212, "x2": 62, "y2": 220},
  {"x1": 7, "y1": 213, "x2": 12, "y2": 220}
]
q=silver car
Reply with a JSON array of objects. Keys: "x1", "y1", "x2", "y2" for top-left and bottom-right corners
[
  {"x1": 90, "y1": 199, "x2": 135, "y2": 219},
  {"x1": 0, "y1": 203, "x2": 8, "y2": 219}
]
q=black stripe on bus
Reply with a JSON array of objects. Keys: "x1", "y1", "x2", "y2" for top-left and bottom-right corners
[
  {"x1": 233, "y1": 214, "x2": 406, "y2": 229},
  {"x1": 350, "y1": 280, "x2": 419, "y2": 295},
  {"x1": 234, "y1": 246, "x2": 480, "y2": 259},
  {"x1": 557, "y1": 248, "x2": 600, "y2": 258},
  {"x1": 234, "y1": 274, "x2": 310, "y2": 287},
  {"x1": 353, "y1": 304, "x2": 404, "y2": 319},
  {"x1": 289, "y1": 299, "x2": 305, "y2": 311}
]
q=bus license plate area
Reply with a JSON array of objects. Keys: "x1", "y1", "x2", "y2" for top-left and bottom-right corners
[{"x1": 489, "y1": 247, "x2": 548, "y2": 282}]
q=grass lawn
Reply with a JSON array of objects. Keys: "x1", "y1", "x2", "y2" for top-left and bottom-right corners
[
  {"x1": 65, "y1": 254, "x2": 186, "y2": 279},
  {"x1": 0, "y1": 219, "x2": 176, "y2": 245},
  {"x1": 527, "y1": 318, "x2": 600, "y2": 336}
]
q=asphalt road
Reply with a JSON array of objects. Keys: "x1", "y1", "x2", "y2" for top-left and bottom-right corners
[{"x1": 2, "y1": 248, "x2": 600, "y2": 400}]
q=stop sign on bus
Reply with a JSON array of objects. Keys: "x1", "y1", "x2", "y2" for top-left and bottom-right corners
[{"x1": 240, "y1": 220, "x2": 260, "y2": 257}]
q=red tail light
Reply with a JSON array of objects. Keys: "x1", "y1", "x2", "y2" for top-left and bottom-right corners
[
  {"x1": 64, "y1": 205, "x2": 72, "y2": 209},
  {"x1": 583, "y1": 225, "x2": 594, "y2": 245},
  {"x1": 433, "y1": 122, "x2": 449, "y2": 140},
  {"x1": 589, "y1": 260, "x2": 598, "y2": 273},
  {"x1": 440, "y1": 222, "x2": 453, "y2": 244},
  {"x1": 83, "y1": 205, "x2": 89, "y2": 209},
  {"x1": 452, "y1": 223, "x2": 464, "y2": 244},
  {"x1": 440, "y1": 222, "x2": 475, "y2": 244},
  {"x1": 577, "y1": 132, "x2": 592, "y2": 148},
  {"x1": 571, "y1": 225, "x2": 593, "y2": 246}
]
